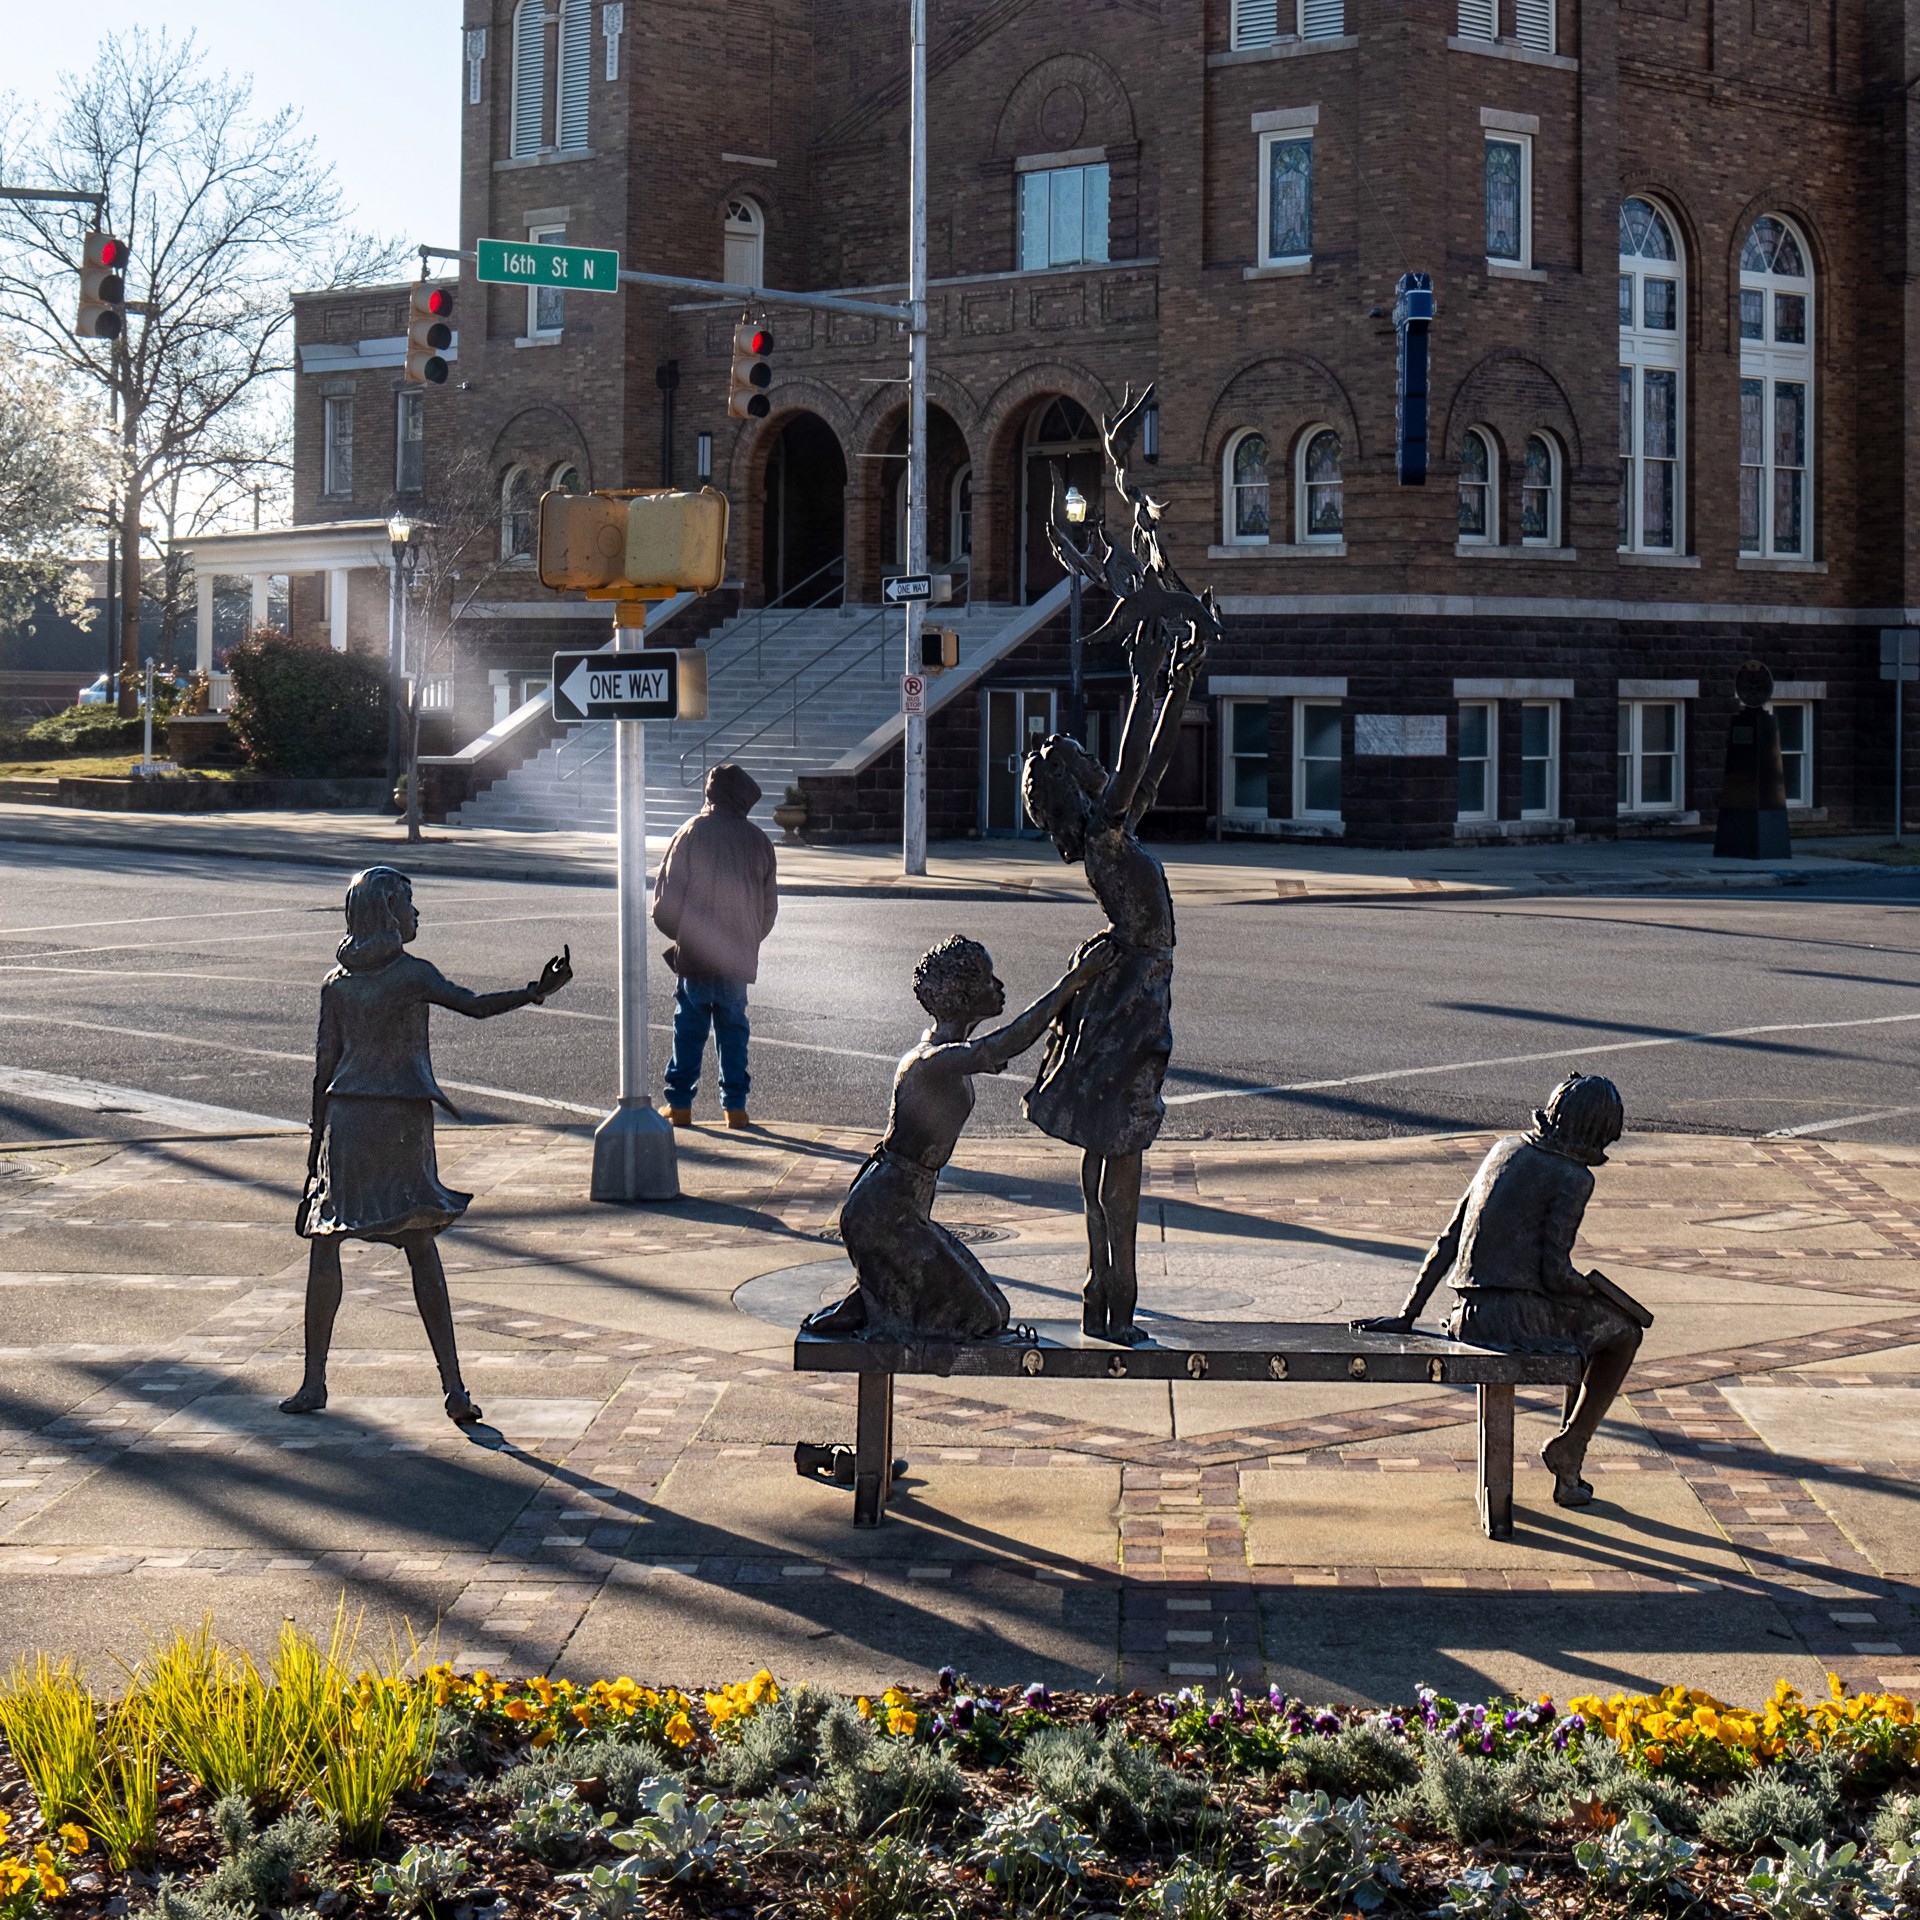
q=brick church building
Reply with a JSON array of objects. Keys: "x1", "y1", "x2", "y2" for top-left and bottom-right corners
[{"x1": 266, "y1": 0, "x2": 1920, "y2": 845}]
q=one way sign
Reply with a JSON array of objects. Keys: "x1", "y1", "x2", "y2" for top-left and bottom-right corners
[
  {"x1": 881, "y1": 573, "x2": 932, "y2": 605},
  {"x1": 551, "y1": 649, "x2": 683, "y2": 721}
]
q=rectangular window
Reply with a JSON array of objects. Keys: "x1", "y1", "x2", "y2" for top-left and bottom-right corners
[
  {"x1": 1019, "y1": 163, "x2": 1110, "y2": 271},
  {"x1": 1773, "y1": 380, "x2": 1806, "y2": 555},
  {"x1": 529, "y1": 223, "x2": 565, "y2": 335},
  {"x1": 1484, "y1": 134, "x2": 1529, "y2": 266},
  {"x1": 1641, "y1": 277, "x2": 1677, "y2": 330},
  {"x1": 1225, "y1": 701, "x2": 1271, "y2": 818},
  {"x1": 1260, "y1": 134, "x2": 1313, "y2": 264},
  {"x1": 1294, "y1": 699, "x2": 1343, "y2": 819},
  {"x1": 557, "y1": 0, "x2": 590, "y2": 150},
  {"x1": 1457, "y1": 702, "x2": 1496, "y2": 821},
  {"x1": 1739, "y1": 377, "x2": 1764, "y2": 553},
  {"x1": 394, "y1": 390, "x2": 424, "y2": 494},
  {"x1": 323, "y1": 396, "x2": 353, "y2": 496},
  {"x1": 1740, "y1": 288, "x2": 1765, "y2": 341},
  {"x1": 1776, "y1": 701, "x2": 1812, "y2": 807},
  {"x1": 1457, "y1": 0, "x2": 1497, "y2": 38},
  {"x1": 1520, "y1": 701, "x2": 1559, "y2": 817},
  {"x1": 1233, "y1": 0, "x2": 1344, "y2": 46},
  {"x1": 1233, "y1": 0, "x2": 1280, "y2": 46},
  {"x1": 1513, "y1": 0, "x2": 1553, "y2": 50},
  {"x1": 1640, "y1": 367, "x2": 1677, "y2": 549},
  {"x1": 1299, "y1": 0, "x2": 1345, "y2": 33},
  {"x1": 1618, "y1": 700, "x2": 1683, "y2": 813}
]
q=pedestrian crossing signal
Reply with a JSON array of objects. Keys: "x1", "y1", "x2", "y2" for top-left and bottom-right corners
[
  {"x1": 728, "y1": 323, "x2": 773, "y2": 420},
  {"x1": 405, "y1": 283, "x2": 454, "y2": 385},
  {"x1": 75, "y1": 233, "x2": 127, "y2": 341}
]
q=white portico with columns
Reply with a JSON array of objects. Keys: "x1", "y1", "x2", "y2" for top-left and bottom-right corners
[{"x1": 174, "y1": 521, "x2": 401, "y2": 687}]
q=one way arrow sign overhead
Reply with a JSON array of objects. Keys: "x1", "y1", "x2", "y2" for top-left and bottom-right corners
[{"x1": 551, "y1": 648, "x2": 683, "y2": 721}]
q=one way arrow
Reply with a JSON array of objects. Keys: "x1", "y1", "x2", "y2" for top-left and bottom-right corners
[{"x1": 559, "y1": 658, "x2": 597, "y2": 714}]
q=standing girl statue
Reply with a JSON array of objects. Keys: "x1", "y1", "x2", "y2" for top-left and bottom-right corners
[
  {"x1": 1020, "y1": 385, "x2": 1218, "y2": 1344},
  {"x1": 281, "y1": 866, "x2": 572, "y2": 1422}
]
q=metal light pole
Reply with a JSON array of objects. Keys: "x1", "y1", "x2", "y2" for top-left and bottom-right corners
[
  {"x1": 590, "y1": 600, "x2": 680, "y2": 1203},
  {"x1": 901, "y1": 0, "x2": 930, "y2": 875},
  {"x1": 1064, "y1": 484, "x2": 1088, "y2": 742},
  {"x1": 385, "y1": 515, "x2": 414, "y2": 801}
]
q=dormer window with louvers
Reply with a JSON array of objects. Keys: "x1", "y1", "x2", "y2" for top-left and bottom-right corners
[{"x1": 1231, "y1": 0, "x2": 1346, "y2": 53}]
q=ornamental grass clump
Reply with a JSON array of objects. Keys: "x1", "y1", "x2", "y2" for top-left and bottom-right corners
[
  {"x1": 77, "y1": 1701, "x2": 162, "y2": 1872},
  {"x1": 0, "y1": 1659, "x2": 99, "y2": 1831},
  {"x1": 1257, "y1": 1790, "x2": 1403, "y2": 1912},
  {"x1": 305, "y1": 1673, "x2": 436, "y2": 1854},
  {"x1": 1571, "y1": 1807, "x2": 1700, "y2": 1906}
]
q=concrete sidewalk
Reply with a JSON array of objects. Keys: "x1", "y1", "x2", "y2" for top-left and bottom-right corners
[
  {"x1": 0, "y1": 795, "x2": 1902, "y2": 905},
  {"x1": 4, "y1": 1119, "x2": 1919, "y2": 1703}
]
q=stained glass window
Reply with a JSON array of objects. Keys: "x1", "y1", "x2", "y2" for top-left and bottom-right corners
[
  {"x1": 1641, "y1": 369, "x2": 1676, "y2": 549},
  {"x1": 1485, "y1": 138, "x2": 1523, "y2": 262},
  {"x1": 1521, "y1": 433, "x2": 1555, "y2": 544},
  {"x1": 1302, "y1": 429, "x2": 1343, "y2": 539},
  {"x1": 1458, "y1": 429, "x2": 1491, "y2": 539},
  {"x1": 1774, "y1": 293, "x2": 1806, "y2": 344},
  {"x1": 1641, "y1": 278, "x2": 1676, "y2": 330},
  {"x1": 1230, "y1": 433, "x2": 1270, "y2": 540},
  {"x1": 1619, "y1": 198, "x2": 1685, "y2": 552},
  {"x1": 1739, "y1": 378, "x2": 1764, "y2": 553},
  {"x1": 1740, "y1": 289, "x2": 1765, "y2": 341},
  {"x1": 1738, "y1": 214, "x2": 1812, "y2": 557},
  {"x1": 1267, "y1": 137, "x2": 1313, "y2": 262},
  {"x1": 1773, "y1": 382, "x2": 1805, "y2": 554},
  {"x1": 1620, "y1": 196, "x2": 1675, "y2": 261},
  {"x1": 1741, "y1": 216, "x2": 1804, "y2": 277}
]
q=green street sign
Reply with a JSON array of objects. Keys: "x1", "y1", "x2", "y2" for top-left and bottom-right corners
[{"x1": 475, "y1": 237, "x2": 620, "y2": 293}]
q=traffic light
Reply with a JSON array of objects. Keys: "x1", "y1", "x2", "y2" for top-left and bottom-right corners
[
  {"x1": 727, "y1": 323, "x2": 772, "y2": 420},
  {"x1": 75, "y1": 232, "x2": 127, "y2": 341},
  {"x1": 538, "y1": 487, "x2": 731, "y2": 594},
  {"x1": 405, "y1": 283, "x2": 454, "y2": 385},
  {"x1": 1394, "y1": 271, "x2": 1433, "y2": 487}
]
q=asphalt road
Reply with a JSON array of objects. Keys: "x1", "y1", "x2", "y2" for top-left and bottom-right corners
[{"x1": 2, "y1": 839, "x2": 1920, "y2": 1148}]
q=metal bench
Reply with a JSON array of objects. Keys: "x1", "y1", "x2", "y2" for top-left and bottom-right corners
[{"x1": 794, "y1": 1320, "x2": 1583, "y2": 1540}]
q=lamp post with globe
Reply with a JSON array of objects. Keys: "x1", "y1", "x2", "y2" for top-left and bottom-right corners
[{"x1": 1047, "y1": 477, "x2": 1096, "y2": 744}]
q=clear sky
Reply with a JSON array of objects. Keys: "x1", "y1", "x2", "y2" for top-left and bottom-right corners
[{"x1": 4, "y1": 2, "x2": 461, "y2": 254}]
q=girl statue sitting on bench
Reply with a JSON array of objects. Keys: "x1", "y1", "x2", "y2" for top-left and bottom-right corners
[
  {"x1": 1352, "y1": 1072, "x2": 1652, "y2": 1509},
  {"x1": 803, "y1": 933, "x2": 1114, "y2": 1341}
]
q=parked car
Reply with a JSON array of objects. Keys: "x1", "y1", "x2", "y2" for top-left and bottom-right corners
[{"x1": 76, "y1": 675, "x2": 111, "y2": 707}]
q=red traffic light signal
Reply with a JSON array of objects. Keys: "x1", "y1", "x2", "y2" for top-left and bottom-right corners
[
  {"x1": 76, "y1": 232, "x2": 127, "y2": 341},
  {"x1": 405, "y1": 281, "x2": 454, "y2": 385},
  {"x1": 728, "y1": 322, "x2": 773, "y2": 420}
]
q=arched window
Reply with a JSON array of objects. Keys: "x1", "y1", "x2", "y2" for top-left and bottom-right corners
[
  {"x1": 501, "y1": 466, "x2": 537, "y2": 561},
  {"x1": 1520, "y1": 432, "x2": 1562, "y2": 547},
  {"x1": 549, "y1": 462, "x2": 583, "y2": 496},
  {"x1": 950, "y1": 466, "x2": 973, "y2": 559},
  {"x1": 510, "y1": 0, "x2": 546, "y2": 157},
  {"x1": 724, "y1": 198, "x2": 765, "y2": 287},
  {"x1": 1739, "y1": 214, "x2": 1813, "y2": 559},
  {"x1": 1223, "y1": 430, "x2": 1270, "y2": 545},
  {"x1": 1457, "y1": 427, "x2": 1496, "y2": 544},
  {"x1": 1618, "y1": 195, "x2": 1684, "y2": 553},
  {"x1": 1298, "y1": 427, "x2": 1343, "y2": 543}
]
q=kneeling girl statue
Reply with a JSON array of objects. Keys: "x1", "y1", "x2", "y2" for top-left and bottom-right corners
[
  {"x1": 283, "y1": 866, "x2": 572, "y2": 1422},
  {"x1": 804, "y1": 934, "x2": 1113, "y2": 1341},
  {"x1": 1353, "y1": 1072, "x2": 1651, "y2": 1508}
]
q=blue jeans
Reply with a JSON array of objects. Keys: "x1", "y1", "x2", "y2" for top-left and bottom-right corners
[{"x1": 664, "y1": 975, "x2": 751, "y2": 1112}]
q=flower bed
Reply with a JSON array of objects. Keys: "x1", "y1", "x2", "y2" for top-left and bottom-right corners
[{"x1": 6, "y1": 1626, "x2": 1920, "y2": 1918}]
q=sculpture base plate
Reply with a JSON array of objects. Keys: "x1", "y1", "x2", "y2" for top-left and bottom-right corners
[{"x1": 590, "y1": 1101, "x2": 681, "y2": 1203}]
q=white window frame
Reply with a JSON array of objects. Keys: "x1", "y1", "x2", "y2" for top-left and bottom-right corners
[
  {"x1": 1514, "y1": 0, "x2": 1555, "y2": 52},
  {"x1": 1296, "y1": 424, "x2": 1343, "y2": 544},
  {"x1": 1256, "y1": 128, "x2": 1314, "y2": 267},
  {"x1": 1457, "y1": 700, "x2": 1498, "y2": 822},
  {"x1": 1223, "y1": 699, "x2": 1272, "y2": 821},
  {"x1": 509, "y1": 0, "x2": 546, "y2": 157},
  {"x1": 1232, "y1": 0, "x2": 1345, "y2": 49},
  {"x1": 501, "y1": 465, "x2": 536, "y2": 562},
  {"x1": 394, "y1": 389, "x2": 423, "y2": 494},
  {"x1": 1017, "y1": 161, "x2": 1111, "y2": 272},
  {"x1": 1519, "y1": 699, "x2": 1560, "y2": 818},
  {"x1": 1619, "y1": 195, "x2": 1686, "y2": 554},
  {"x1": 1738, "y1": 215, "x2": 1814, "y2": 560},
  {"x1": 1222, "y1": 428, "x2": 1272, "y2": 546},
  {"x1": 1520, "y1": 431, "x2": 1561, "y2": 547},
  {"x1": 1775, "y1": 699, "x2": 1813, "y2": 807},
  {"x1": 1483, "y1": 130, "x2": 1531, "y2": 270},
  {"x1": 1457, "y1": 0, "x2": 1497, "y2": 38},
  {"x1": 1457, "y1": 426, "x2": 1497, "y2": 545},
  {"x1": 528, "y1": 222, "x2": 567, "y2": 338},
  {"x1": 724, "y1": 197, "x2": 765, "y2": 288},
  {"x1": 1617, "y1": 699, "x2": 1685, "y2": 814},
  {"x1": 1293, "y1": 697, "x2": 1343, "y2": 820},
  {"x1": 323, "y1": 395, "x2": 353, "y2": 497}
]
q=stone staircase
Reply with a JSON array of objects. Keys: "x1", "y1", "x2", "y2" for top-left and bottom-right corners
[{"x1": 450, "y1": 599, "x2": 1018, "y2": 833}]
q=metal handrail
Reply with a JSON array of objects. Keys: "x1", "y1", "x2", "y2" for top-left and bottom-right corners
[
  {"x1": 677, "y1": 603, "x2": 891, "y2": 790},
  {"x1": 718, "y1": 554, "x2": 847, "y2": 675},
  {"x1": 710, "y1": 614, "x2": 898, "y2": 780}
]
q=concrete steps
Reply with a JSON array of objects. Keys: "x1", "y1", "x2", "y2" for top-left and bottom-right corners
[{"x1": 452, "y1": 601, "x2": 1014, "y2": 834}]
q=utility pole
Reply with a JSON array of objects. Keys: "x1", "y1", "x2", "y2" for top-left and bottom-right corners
[{"x1": 901, "y1": 0, "x2": 930, "y2": 875}]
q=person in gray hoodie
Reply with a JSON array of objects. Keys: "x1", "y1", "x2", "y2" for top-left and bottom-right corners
[{"x1": 653, "y1": 762, "x2": 778, "y2": 1127}]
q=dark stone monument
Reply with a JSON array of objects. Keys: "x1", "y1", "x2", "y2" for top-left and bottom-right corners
[
  {"x1": 1714, "y1": 659, "x2": 1792, "y2": 859},
  {"x1": 1019, "y1": 384, "x2": 1221, "y2": 1345},
  {"x1": 282, "y1": 866, "x2": 573, "y2": 1423},
  {"x1": 1351, "y1": 1073, "x2": 1653, "y2": 1508},
  {"x1": 802, "y1": 935, "x2": 1115, "y2": 1340}
]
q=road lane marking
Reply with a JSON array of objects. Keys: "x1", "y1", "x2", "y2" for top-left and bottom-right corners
[
  {"x1": 0, "y1": 1066, "x2": 301, "y2": 1135},
  {"x1": 1163, "y1": 1008, "x2": 1920, "y2": 1108},
  {"x1": 1764, "y1": 1106, "x2": 1920, "y2": 1138}
]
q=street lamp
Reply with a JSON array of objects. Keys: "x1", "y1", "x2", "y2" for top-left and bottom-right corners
[
  {"x1": 1049, "y1": 476, "x2": 1097, "y2": 744},
  {"x1": 385, "y1": 515, "x2": 416, "y2": 806}
]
